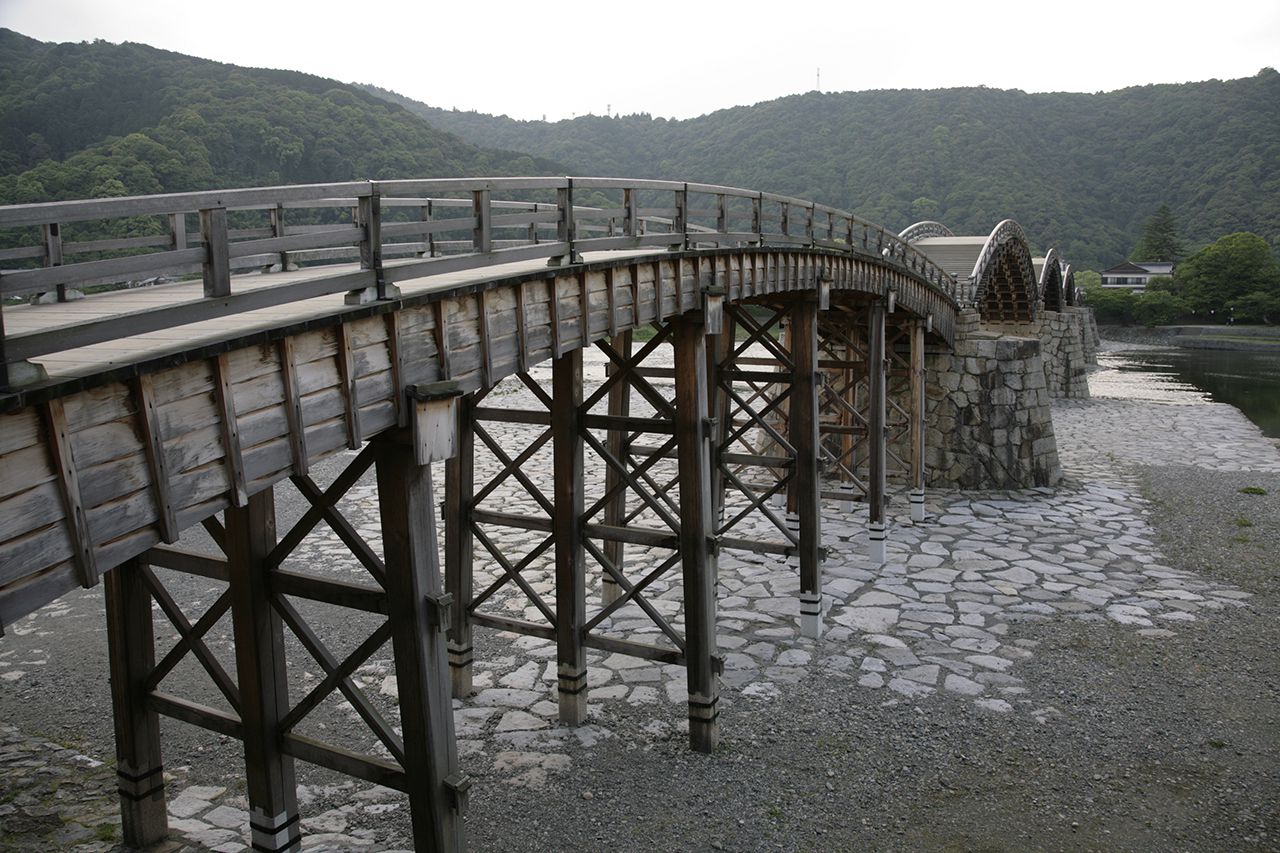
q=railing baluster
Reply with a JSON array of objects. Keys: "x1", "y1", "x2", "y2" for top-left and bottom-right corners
[
  {"x1": 673, "y1": 184, "x2": 688, "y2": 249},
  {"x1": 269, "y1": 203, "x2": 288, "y2": 270}
]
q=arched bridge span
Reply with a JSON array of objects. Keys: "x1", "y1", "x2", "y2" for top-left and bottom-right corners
[{"x1": 0, "y1": 178, "x2": 972, "y2": 851}]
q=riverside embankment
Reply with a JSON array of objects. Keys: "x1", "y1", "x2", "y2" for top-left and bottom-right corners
[{"x1": 1, "y1": 348, "x2": 1277, "y2": 852}]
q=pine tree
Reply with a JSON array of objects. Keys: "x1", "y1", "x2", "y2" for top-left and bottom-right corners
[{"x1": 1132, "y1": 205, "x2": 1184, "y2": 262}]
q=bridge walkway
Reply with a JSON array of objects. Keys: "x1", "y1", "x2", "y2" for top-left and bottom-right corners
[{"x1": 0, "y1": 177, "x2": 961, "y2": 852}]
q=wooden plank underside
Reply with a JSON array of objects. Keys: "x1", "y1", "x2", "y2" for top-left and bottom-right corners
[{"x1": 0, "y1": 248, "x2": 954, "y2": 627}]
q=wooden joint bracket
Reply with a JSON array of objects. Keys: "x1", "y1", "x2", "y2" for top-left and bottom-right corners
[
  {"x1": 407, "y1": 381, "x2": 463, "y2": 465},
  {"x1": 424, "y1": 591, "x2": 454, "y2": 631},
  {"x1": 444, "y1": 771, "x2": 472, "y2": 813},
  {"x1": 702, "y1": 285, "x2": 725, "y2": 334}
]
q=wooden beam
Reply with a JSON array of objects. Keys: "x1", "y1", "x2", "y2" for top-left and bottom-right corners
[
  {"x1": 672, "y1": 315, "x2": 720, "y2": 753},
  {"x1": 134, "y1": 373, "x2": 178, "y2": 544},
  {"x1": 104, "y1": 555, "x2": 168, "y2": 848},
  {"x1": 552, "y1": 348, "x2": 588, "y2": 725},
  {"x1": 445, "y1": 394, "x2": 475, "y2": 698},
  {"x1": 43, "y1": 397, "x2": 97, "y2": 587},
  {"x1": 212, "y1": 353, "x2": 248, "y2": 508},
  {"x1": 909, "y1": 319, "x2": 927, "y2": 522},
  {"x1": 601, "y1": 331, "x2": 632, "y2": 608},
  {"x1": 790, "y1": 298, "x2": 823, "y2": 638},
  {"x1": 337, "y1": 323, "x2": 361, "y2": 449},
  {"x1": 867, "y1": 300, "x2": 887, "y2": 563},
  {"x1": 375, "y1": 435, "x2": 467, "y2": 852},
  {"x1": 224, "y1": 488, "x2": 302, "y2": 853}
]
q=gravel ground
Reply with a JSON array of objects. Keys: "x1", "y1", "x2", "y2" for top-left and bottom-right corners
[{"x1": 461, "y1": 465, "x2": 1279, "y2": 853}]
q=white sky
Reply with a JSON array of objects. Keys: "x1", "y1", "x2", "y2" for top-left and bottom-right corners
[{"x1": 2, "y1": 0, "x2": 1277, "y2": 121}]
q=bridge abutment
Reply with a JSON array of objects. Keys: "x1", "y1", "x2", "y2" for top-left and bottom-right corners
[{"x1": 924, "y1": 311, "x2": 1062, "y2": 489}]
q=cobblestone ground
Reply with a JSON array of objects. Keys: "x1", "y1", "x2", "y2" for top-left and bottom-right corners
[{"x1": 1, "y1": 344, "x2": 1277, "y2": 851}]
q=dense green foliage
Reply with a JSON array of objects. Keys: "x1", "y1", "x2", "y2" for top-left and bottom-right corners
[
  {"x1": 1175, "y1": 232, "x2": 1280, "y2": 322},
  {"x1": 369, "y1": 71, "x2": 1280, "y2": 271},
  {"x1": 1085, "y1": 231, "x2": 1280, "y2": 325},
  {"x1": 0, "y1": 29, "x2": 562, "y2": 205},
  {"x1": 1132, "y1": 205, "x2": 1184, "y2": 262}
]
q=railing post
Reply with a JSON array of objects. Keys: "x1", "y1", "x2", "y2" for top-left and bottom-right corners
[
  {"x1": 805, "y1": 203, "x2": 815, "y2": 247},
  {"x1": 672, "y1": 183, "x2": 688, "y2": 250},
  {"x1": 348, "y1": 185, "x2": 398, "y2": 304},
  {"x1": 753, "y1": 193, "x2": 763, "y2": 244},
  {"x1": 716, "y1": 193, "x2": 727, "y2": 238},
  {"x1": 422, "y1": 200, "x2": 436, "y2": 258},
  {"x1": 623, "y1": 188, "x2": 638, "y2": 238},
  {"x1": 472, "y1": 189, "x2": 492, "y2": 253},
  {"x1": 269, "y1": 203, "x2": 290, "y2": 271},
  {"x1": 780, "y1": 202, "x2": 790, "y2": 240},
  {"x1": 200, "y1": 207, "x2": 231, "y2": 298},
  {"x1": 168, "y1": 212, "x2": 187, "y2": 252},
  {"x1": 31, "y1": 221, "x2": 82, "y2": 304},
  {"x1": 548, "y1": 179, "x2": 580, "y2": 266}
]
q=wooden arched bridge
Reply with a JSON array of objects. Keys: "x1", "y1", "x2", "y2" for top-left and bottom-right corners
[{"x1": 0, "y1": 177, "x2": 1082, "y2": 852}]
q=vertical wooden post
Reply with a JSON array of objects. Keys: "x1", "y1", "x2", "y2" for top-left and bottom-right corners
[
  {"x1": 602, "y1": 331, "x2": 632, "y2": 607},
  {"x1": 706, "y1": 311, "x2": 735, "y2": 527},
  {"x1": 105, "y1": 556, "x2": 168, "y2": 849},
  {"x1": 376, "y1": 436, "x2": 467, "y2": 853},
  {"x1": 269, "y1": 204, "x2": 288, "y2": 270},
  {"x1": 225, "y1": 488, "x2": 302, "y2": 853},
  {"x1": 672, "y1": 315, "x2": 720, "y2": 753},
  {"x1": 552, "y1": 349, "x2": 588, "y2": 725},
  {"x1": 444, "y1": 395, "x2": 475, "y2": 697},
  {"x1": 791, "y1": 298, "x2": 823, "y2": 638},
  {"x1": 472, "y1": 189, "x2": 492, "y2": 253},
  {"x1": 867, "y1": 300, "x2": 888, "y2": 564},
  {"x1": 909, "y1": 319, "x2": 927, "y2": 522},
  {"x1": 200, "y1": 207, "x2": 231, "y2": 298},
  {"x1": 838, "y1": 333, "x2": 857, "y2": 512}
]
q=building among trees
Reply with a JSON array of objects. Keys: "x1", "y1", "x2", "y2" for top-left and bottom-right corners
[{"x1": 1099, "y1": 260, "x2": 1175, "y2": 292}]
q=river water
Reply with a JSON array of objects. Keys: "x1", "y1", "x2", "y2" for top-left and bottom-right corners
[{"x1": 1094, "y1": 344, "x2": 1280, "y2": 438}]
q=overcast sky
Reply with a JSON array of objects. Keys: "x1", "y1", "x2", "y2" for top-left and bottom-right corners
[{"x1": 2, "y1": 0, "x2": 1277, "y2": 121}]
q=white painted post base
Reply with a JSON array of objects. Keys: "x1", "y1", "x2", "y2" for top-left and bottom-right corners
[
  {"x1": 799, "y1": 592, "x2": 823, "y2": 639},
  {"x1": 909, "y1": 489, "x2": 926, "y2": 523},
  {"x1": 838, "y1": 483, "x2": 856, "y2": 513},
  {"x1": 250, "y1": 806, "x2": 301, "y2": 853},
  {"x1": 769, "y1": 492, "x2": 787, "y2": 511},
  {"x1": 867, "y1": 520, "x2": 887, "y2": 564}
]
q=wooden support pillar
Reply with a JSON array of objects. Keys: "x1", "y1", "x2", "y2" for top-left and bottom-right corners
[
  {"x1": 601, "y1": 331, "x2": 632, "y2": 608},
  {"x1": 376, "y1": 436, "x2": 467, "y2": 853},
  {"x1": 444, "y1": 394, "x2": 475, "y2": 698},
  {"x1": 706, "y1": 312, "x2": 735, "y2": 527},
  {"x1": 867, "y1": 300, "x2": 888, "y2": 564},
  {"x1": 838, "y1": 335, "x2": 858, "y2": 512},
  {"x1": 104, "y1": 556, "x2": 169, "y2": 849},
  {"x1": 790, "y1": 299, "x2": 823, "y2": 638},
  {"x1": 552, "y1": 349, "x2": 588, "y2": 725},
  {"x1": 673, "y1": 315, "x2": 720, "y2": 753},
  {"x1": 909, "y1": 319, "x2": 927, "y2": 522},
  {"x1": 225, "y1": 488, "x2": 302, "y2": 853}
]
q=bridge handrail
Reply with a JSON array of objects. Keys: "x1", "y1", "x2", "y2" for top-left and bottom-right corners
[{"x1": 0, "y1": 177, "x2": 958, "y2": 372}]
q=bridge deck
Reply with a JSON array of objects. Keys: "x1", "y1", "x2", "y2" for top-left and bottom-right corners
[{"x1": 9, "y1": 252, "x2": 657, "y2": 384}]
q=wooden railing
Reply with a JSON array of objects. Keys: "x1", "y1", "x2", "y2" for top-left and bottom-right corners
[{"x1": 0, "y1": 177, "x2": 958, "y2": 387}]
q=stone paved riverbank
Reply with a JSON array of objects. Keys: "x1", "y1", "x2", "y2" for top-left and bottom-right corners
[{"x1": 1, "y1": 346, "x2": 1277, "y2": 851}]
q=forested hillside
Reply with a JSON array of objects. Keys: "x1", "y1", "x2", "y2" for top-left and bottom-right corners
[
  {"x1": 0, "y1": 29, "x2": 561, "y2": 204},
  {"x1": 370, "y1": 73, "x2": 1280, "y2": 271}
]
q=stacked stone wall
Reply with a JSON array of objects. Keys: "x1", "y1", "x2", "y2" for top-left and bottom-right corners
[
  {"x1": 923, "y1": 311, "x2": 1062, "y2": 489},
  {"x1": 981, "y1": 309, "x2": 1092, "y2": 400}
]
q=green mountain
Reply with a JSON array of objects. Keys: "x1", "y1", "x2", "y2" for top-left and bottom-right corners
[
  {"x1": 366, "y1": 73, "x2": 1280, "y2": 271},
  {"x1": 0, "y1": 28, "x2": 562, "y2": 205}
]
